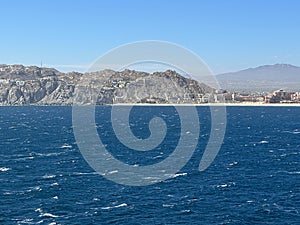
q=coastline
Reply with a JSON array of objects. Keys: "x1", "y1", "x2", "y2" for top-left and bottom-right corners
[
  {"x1": 112, "y1": 103, "x2": 300, "y2": 107},
  {"x1": 0, "y1": 103, "x2": 300, "y2": 107}
]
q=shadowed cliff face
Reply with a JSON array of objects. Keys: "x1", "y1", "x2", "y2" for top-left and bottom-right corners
[{"x1": 0, "y1": 65, "x2": 214, "y2": 105}]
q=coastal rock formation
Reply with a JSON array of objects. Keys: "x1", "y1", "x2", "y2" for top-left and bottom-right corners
[{"x1": 0, "y1": 64, "x2": 214, "y2": 105}]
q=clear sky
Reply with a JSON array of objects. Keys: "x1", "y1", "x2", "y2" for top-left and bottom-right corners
[{"x1": 0, "y1": 0, "x2": 299, "y2": 74}]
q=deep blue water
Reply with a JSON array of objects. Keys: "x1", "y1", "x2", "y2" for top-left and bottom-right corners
[{"x1": 0, "y1": 106, "x2": 299, "y2": 224}]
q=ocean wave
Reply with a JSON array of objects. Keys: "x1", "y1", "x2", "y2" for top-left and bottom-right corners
[
  {"x1": 35, "y1": 208, "x2": 42, "y2": 213},
  {"x1": 42, "y1": 174, "x2": 56, "y2": 179},
  {"x1": 0, "y1": 167, "x2": 11, "y2": 172},
  {"x1": 26, "y1": 186, "x2": 42, "y2": 192},
  {"x1": 101, "y1": 203, "x2": 128, "y2": 210},
  {"x1": 59, "y1": 144, "x2": 73, "y2": 149},
  {"x1": 180, "y1": 209, "x2": 192, "y2": 214},
  {"x1": 13, "y1": 156, "x2": 35, "y2": 161},
  {"x1": 72, "y1": 172, "x2": 98, "y2": 176},
  {"x1": 170, "y1": 172, "x2": 188, "y2": 178},
  {"x1": 107, "y1": 170, "x2": 119, "y2": 175},
  {"x1": 259, "y1": 140, "x2": 269, "y2": 144},
  {"x1": 282, "y1": 130, "x2": 300, "y2": 134},
  {"x1": 217, "y1": 182, "x2": 236, "y2": 188},
  {"x1": 35, "y1": 152, "x2": 66, "y2": 157},
  {"x1": 17, "y1": 218, "x2": 34, "y2": 224},
  {"x1": 287, "y1": 171, "x2": 300, "y2": 175},
  {"x1": 228, "y1": 161, "x2": 238, "y2": 166},
  {"x1": 39, "y1": 213, "x2": 59, "y2": 218},
  {"x1": 162, "y1": 203, "x2": 175, "y2": 208}
]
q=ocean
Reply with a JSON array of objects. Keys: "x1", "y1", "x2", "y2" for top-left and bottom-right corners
[{"x1": 0, "y1": 106, "x2": 299, "y2": 224}]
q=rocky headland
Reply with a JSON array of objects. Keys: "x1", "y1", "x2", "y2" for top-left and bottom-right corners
[{"x1": 0, "y1": 64, "x2": 214, "y2": 105}]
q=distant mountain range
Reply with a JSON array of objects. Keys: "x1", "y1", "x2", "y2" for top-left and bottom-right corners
[
  {"x1": 216, "y1": 64, "x2": 300, "y2": 92},
  {"x1": 0, "y1": 63, "x2": 299, "y2": 105}
]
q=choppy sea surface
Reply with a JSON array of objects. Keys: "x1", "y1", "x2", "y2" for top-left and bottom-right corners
[{"x1": 0, "y1": 106, "x2": 299, "y2": 224}]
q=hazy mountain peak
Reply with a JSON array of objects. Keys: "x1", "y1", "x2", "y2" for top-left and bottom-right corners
[
  {"x1": 217, "y1": 63, "x2": 300, "y2": 92},
  {"x1": 218, "y1": 63, "x2": 300, "y2": 80}
]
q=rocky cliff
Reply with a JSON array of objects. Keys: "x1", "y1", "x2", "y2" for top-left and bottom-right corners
[{"x1": 0, "y1": 64, "x2": 214, "y2": 105}]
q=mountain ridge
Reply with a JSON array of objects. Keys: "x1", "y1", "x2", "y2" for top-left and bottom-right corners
[
  {"x1": 1, "y1": 63, "x2": 300, "y2": 102},
  {"x1": 0, "y1": 64, "x2": 214, "y2": 105},
  {"x1": 216, "y1": 63, "x2": 300, "y2": 92},
  {"x1": 217, "y1": 63, "x2": 300, "y2": 81}
]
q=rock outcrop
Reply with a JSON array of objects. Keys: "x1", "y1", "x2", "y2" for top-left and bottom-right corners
[{"x1": 0, "y1": 64, "x2": 215, "y2": 105}]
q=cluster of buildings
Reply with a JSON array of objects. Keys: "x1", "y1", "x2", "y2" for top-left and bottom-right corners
[
  {"x1": 265, "y1": 89, "x2": 300, "y2": 103},
  {"x1": 212, "y1": 89, "x2": 300, "y2": 104},
  {"x1": 0, "y1": 78, "x2": 25, "y2": 86},
  {"x1": 0, "y1": 76, "x2": 57, "y2": 87}
]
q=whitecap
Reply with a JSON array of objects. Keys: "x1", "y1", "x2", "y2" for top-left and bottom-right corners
[
  {"x1": 217, "y1": 182, "x2": 236, "y2": 188},
  {"x1": 13, "y1": 156, "x2": 35, "y2": 161},
  {"x1": 59, "y1": 144, "x2": 72, "y2": 149},
  {"x1": 72, "y1": 172, "x2": 98, "y2": 176},
  {"x1": 115, "y1": 203, "x2": 127, "y2": 208},
  {"x1": 180, "y1": 209, "x2": 192, "y2": 213},
  {"x1": 18, "y1": 218, "x2": 33, "y2": 224},
  {"x1": 259, "y1": 140, "x2": 269, "y2": 144},
  {"x1": 101, "y1": 203, "x2": 127, "y2": 210},
  {"x1": 170, "y1": 172, "x2": 187, "y2": 178},
  {"x1": 42, "y1": 174, "x2": 56, "y2": 179},
  {"x1": 229, "y1": 162, "x2": 238, "y2": 166},
  {"x1": 50, "y1": 182, "x2": 59, "y2": 186},
  {"x1": 107, "y1": 170, "x2": 118, "y2": 175},
  {"x1": 28, "y1": 186, "x2": 42, "y2": 192},
  {"x1": 153, "y1": 155, "x2": 163, "y2": 159},
  {"x1": 39, "y1": 213, "x2": 59, "y2": 218},
  {"x1": 0, "y1": 167, "x2": 11, "y2": 172},
  {"x1": 282, "y1": 130, "x2": 300, "y2": 134},
  {"x1": 36, "y1": 152, "x2": 65, "y2": 157},
  {"x1": 187, "y1": 198, "x2": 199, "y2": 203}
]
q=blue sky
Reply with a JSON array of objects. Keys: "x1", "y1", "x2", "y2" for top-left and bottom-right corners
[{"x1": 0, "y1": 0, "x2": 299, "y2": 74}]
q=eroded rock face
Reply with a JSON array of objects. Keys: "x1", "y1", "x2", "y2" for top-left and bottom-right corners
[{"x1": 0, "y1": 65, "x2": 214, "y2": 105}]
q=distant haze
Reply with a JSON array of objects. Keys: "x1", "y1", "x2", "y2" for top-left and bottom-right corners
[{"x1": 216, "y1": 64, "x2": 300, "y2": 92}]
